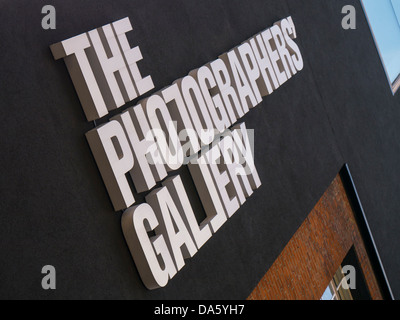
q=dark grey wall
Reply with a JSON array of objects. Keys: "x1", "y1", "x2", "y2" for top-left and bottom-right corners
[{"x1": 0, "y1": 0, "x2": 398, "y2": 299}]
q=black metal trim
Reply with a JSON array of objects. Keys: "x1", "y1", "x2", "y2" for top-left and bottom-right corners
[{"x1": 339, "y1": 163, "x2": 395, "y2": 300}]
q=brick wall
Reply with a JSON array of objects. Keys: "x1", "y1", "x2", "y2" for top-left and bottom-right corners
[{"x1": 247, "y1": 174, "x2": 383, "y2": 300}]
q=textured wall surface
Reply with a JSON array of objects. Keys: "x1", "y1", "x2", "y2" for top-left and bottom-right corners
[
  {"x1": 0, "y1": 0, "x2": 399, "y2": 299},
  {"x1": 247, "y1": 174, "x2": 383, "y2": 300}
]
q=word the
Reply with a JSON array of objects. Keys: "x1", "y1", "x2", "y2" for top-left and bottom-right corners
[{"x1": 51, "y1": 17, "x2": 154, "y2": 121}]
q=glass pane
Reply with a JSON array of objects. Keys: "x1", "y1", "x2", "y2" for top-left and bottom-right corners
[
  {"x1": 391, "y1": 0, "x2": 400, "y2": 25},
  {"x1": 363, "y1": 0, "x2": 400, "y2": 83},
  {"x1": 321, "y1": 285, "x2": 334, "y2": 300}
]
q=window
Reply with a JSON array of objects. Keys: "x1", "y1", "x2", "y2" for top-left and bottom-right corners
[
  {"x1": 320, "y1": 266, "x2": 354, "y2": 300},
  {"x1": 361, "y1": 0, "x2": 400, "y2": 93},
  {"x1": 320, "y1": 246, "x2": 375, "y2": 300}
]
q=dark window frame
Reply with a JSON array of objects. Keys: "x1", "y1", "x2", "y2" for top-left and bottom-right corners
[{"x1": 340, "y1": 163, "x2": 394, "y2": 300}]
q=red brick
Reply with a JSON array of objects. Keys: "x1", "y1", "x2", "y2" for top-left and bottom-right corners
[{"x1": 247, "y1": 175, "x2": 383, "y2": 300}]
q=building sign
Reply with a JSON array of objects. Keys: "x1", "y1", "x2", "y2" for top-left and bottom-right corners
[{"x1": 50, "y1": 15, "x2": 303, "y2": 289}]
